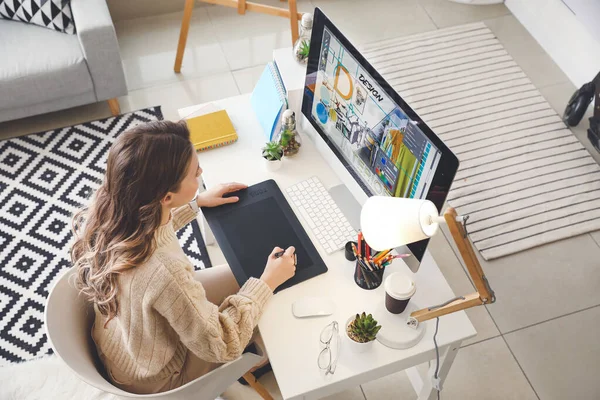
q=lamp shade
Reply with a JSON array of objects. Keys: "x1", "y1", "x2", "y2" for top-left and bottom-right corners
[{"x1": 360, "y1": 197, "x2": 440, "y2": 251}]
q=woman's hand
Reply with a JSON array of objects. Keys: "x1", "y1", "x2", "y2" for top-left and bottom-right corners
[
  {"x1": 196, "y1": 182, "x2": 248, "y2": 208},
  {"x1": 261, "y1": 246, "x2": 297, "y2": 291}
]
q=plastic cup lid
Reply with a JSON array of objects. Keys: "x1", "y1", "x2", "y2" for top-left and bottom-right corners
[{"x1": 385, "y1": 272, "x2": 416, "y2": 300}]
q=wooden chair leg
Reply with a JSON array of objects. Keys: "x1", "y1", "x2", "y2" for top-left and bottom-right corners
[
  {"x1": 107, "y1": 98, "x2": 120, "y2": 116},
  {"x1": 174, "y1": 0, "x2": 196, "y2": 73},
  {"x1": 238, "y1": 0, "x2": 246, "y2": 14},
  {"x1": 288, "y1": 0, "x2": 299, "y2": 45},
  {"x1": 241, "y1": 372, "x2": 274, "y2": 400}
]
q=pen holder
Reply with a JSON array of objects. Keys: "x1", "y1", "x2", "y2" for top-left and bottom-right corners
[
  {"x1": 345, "y1": 241, "x2": 357, "y2": 261},
  {"x1": 354, "y1": 260, "x2": 385, "y2": 290}
]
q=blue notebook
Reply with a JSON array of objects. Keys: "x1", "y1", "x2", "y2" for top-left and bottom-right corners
[{"x1": 251, "y1": 61, "x2": 288, "y2": 141}]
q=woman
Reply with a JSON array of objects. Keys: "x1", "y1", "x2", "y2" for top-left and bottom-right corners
[{"x1": 70, "y1": 120, "x2": 296, "y2": 394}]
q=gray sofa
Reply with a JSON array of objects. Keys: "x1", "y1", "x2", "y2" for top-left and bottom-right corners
[{"x1": 0, "y1": 0, "x2": 127, "y2": 123}]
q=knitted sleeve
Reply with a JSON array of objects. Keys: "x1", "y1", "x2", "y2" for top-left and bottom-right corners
[
  {"x1": 153, "y1": 259, "x2": 273, "y2": 363},
  {"x1": 171, "y1": 204, "x2": 198, "y2": 232}
]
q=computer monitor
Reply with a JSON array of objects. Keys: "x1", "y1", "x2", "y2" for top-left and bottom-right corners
[{"x1": 301, "y1": 7, "x2": 459, "y2": 270}]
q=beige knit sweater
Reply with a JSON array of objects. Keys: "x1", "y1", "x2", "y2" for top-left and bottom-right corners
[{"x1": 91, "y1": 204, "x2": 273, "y2": 383}]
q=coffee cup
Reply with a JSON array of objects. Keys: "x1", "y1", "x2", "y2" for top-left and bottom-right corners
[{"x1": 384, "y1": 272, "x2": 416, "y2": 314}]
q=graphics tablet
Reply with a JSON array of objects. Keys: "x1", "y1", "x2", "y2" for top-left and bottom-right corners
[{"x1": 201, "y1": 180, "x2": 328, "y2": 292}]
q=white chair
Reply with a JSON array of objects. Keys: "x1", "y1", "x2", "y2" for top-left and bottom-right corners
[{"x1": 45, "y1": 267, "x2": 273, "y2": 400}]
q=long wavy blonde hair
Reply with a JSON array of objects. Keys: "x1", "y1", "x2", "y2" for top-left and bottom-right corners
[{"x1": 70, "y1": 120, "x2": 194, "y2": 326}]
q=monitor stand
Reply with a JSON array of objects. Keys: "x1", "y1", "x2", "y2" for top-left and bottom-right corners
[{"x1": 328, "y1": 183, "x2": 361, "y2": 231}]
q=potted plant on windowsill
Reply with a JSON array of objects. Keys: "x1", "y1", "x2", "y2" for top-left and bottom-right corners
[
  {"x1": 262, "y1": 141, "x2": 284, "y2": 171},
  {"x1": 345, "y1": 312, "x2": 382, "y2": 353}
]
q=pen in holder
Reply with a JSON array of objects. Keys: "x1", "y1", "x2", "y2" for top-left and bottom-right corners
[
  {"x1": 354, "y1": 258, "x2": 385, "y2": 290},
  {"x1": 351, "y1": 232, "x2": 410, "y2": 290},
  {"x1": 345, "y1": 241, "x2": 357, "y2": 261}
]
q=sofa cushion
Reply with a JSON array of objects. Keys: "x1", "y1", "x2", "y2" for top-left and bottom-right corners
[
  {"x1": 0, "y1": 0, "x2": 76, "y2": 34},
  {"x1": 0, "y1": 19, "x2": 94, "y2": 110}
]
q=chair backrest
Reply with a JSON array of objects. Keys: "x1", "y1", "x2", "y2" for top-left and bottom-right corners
[{"x1": 45, "y1": 267, "x2": 262, "y2": 399}]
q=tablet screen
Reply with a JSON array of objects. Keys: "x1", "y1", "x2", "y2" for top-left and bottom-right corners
[
  {"x1": 202, "y1": 180, "x2": 328, "y2": 292},
  {"x1": 217, "y1": 197, "x2": 312, "y2": 279}
]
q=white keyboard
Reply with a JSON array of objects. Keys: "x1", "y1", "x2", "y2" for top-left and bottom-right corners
[{"x1": 286, "y1": 177, "x2": 357, "y2": 254}]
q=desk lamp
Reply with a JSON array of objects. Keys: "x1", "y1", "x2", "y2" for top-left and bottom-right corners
[{"x1": 360, "y1": 197, "x2": 496, "y2": 330}]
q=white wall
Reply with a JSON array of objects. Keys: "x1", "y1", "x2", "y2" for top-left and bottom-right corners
[
  {"x1": 562, "y1": 0, "x2": 600, "y2": 43},
  {"x1": 506, "y1": 0, "x2": 600, "y2": 87}
]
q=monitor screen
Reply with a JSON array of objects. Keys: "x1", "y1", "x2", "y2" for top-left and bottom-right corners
[{"x1": 301, "y1": 8, "x2": 459, "y2": 263}]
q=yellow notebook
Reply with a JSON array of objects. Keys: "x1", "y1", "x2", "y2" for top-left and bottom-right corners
[{"x1": 186, "y1": 110, "x2": 238, "y2": 151}]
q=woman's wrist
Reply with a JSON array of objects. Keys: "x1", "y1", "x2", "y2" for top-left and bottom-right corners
[
  {"x1": 195, "y1": 192, "x2": 206, "y2": 208},
  {"x1": 260, "y1": 276, "x2": 277, "y2": 292}
]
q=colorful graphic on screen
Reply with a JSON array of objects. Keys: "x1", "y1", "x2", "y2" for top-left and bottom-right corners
[{"x1": 309, "y1": 27, "x2": 442, "y2": 199}]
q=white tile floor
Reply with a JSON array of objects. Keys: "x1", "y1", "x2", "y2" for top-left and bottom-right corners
[{"x1": 2, "y1": 1, "x2": 600, "y2": 399}]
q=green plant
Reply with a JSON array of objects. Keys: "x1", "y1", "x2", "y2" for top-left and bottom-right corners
[
  {"x1": 262, "y1": 141, "x2": 283, "y2": 161},
  {"x1": 299, "y1": 40, "x2": 310, "y2": 59},
  {"x1": 279, "y1": 128, "x2": 293, "y2": 147},
  {"x1": 347, "y1": 312, "x2": 382, "y2": 343}
]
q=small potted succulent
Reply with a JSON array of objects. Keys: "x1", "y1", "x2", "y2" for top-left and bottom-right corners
[
  {"x1": 345, "y1": 312, "x2": 382, "y2": 353},
  {"x1": 294, "y1": 39, "x2": 310, "y2": 63},
  {"x1": 262, "y1": 141, "x2": 284, "y2": 171}
]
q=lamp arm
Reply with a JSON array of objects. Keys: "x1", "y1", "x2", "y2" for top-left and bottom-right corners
[
  {"x1": 408, "y1": 292, "x2": 483, "y2": 327},
  {"x1": 430, "y1": 215, "x2": 458, "y2": 224},
  {"x1": 444, "y1": 207, "x2": 495, "y2": 303},
  {"x1": 409, "y1": 207, "x2": 496, "y2": 326}
]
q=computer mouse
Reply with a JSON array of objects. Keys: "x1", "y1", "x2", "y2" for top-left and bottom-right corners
[{"x1": 292, "y1": 297, "x2": 335, "y2": 318}]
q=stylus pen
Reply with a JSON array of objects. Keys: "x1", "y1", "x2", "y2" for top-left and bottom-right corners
[{"x1": 274, "y1": 250, "x2": 297, "y2": 266}]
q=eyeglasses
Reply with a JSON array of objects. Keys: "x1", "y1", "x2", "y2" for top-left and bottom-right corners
[{"x1": 317, "y1": 321, "x2": 340, "y2": 375}]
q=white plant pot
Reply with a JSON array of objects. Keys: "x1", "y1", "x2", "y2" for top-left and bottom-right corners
[
  {"x1": 264, "y1": 157, "x2": 283, "y2": 171},
  {"x1": 344, "y1": 317, "x2": 376, "y2": 353}
]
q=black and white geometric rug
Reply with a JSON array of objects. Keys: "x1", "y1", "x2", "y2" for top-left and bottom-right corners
[{"x1": 0, "y1": 107, "x2": 211, "y2": 365}]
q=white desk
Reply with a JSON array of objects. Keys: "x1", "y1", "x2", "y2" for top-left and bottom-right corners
[{"x1": 178, "y1": 93, "x2": 476, "y2": 399}]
